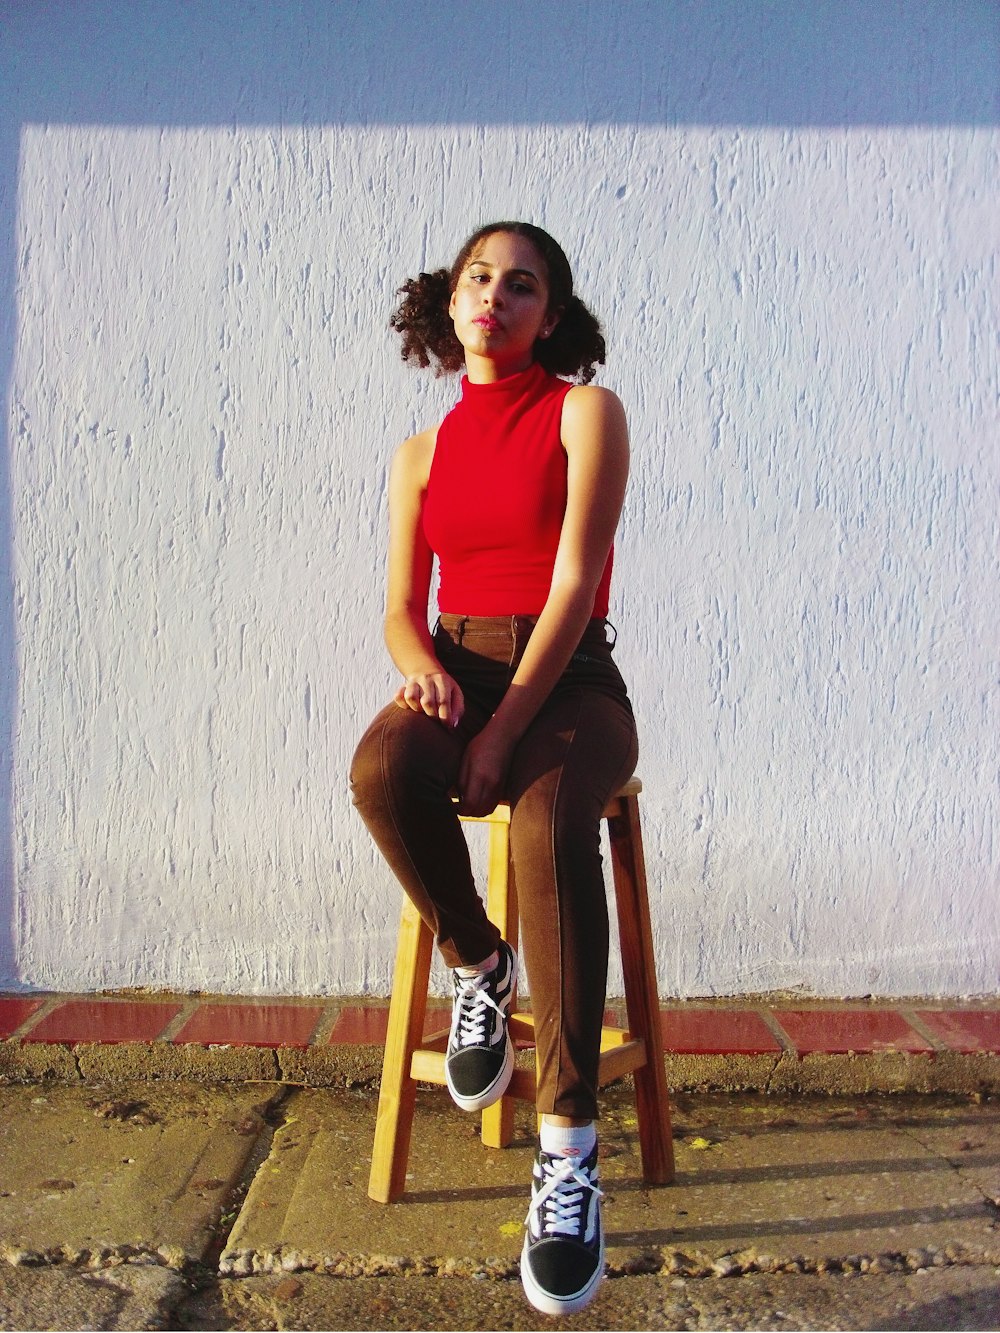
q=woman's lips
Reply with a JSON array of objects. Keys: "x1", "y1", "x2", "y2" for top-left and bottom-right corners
[{"x1": 473, "y1": 314, "x2": 501, "y2": 330}]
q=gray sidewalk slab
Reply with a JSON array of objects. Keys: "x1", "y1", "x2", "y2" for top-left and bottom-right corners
[
  {"x1": 0, "y1": 1082, "x2": 281, "y2": 1268},
  {"x1": 0, "y1": 1264, "x2": 186, "y2": 1332},
  {"x1": 0, "y1": 1080, "x2": 998, "y2": 1330},
  {"x1": 221, "y1": 1087, "x2": 1000, "y2": 1278},
  {"x1": 175, "y1": 1269, "x2": 1000, "y2": 1332}
]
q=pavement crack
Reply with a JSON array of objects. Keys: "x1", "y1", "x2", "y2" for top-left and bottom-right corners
[
  {"x1": 892, "y1": 1112, "x2": 1000, "y2": 1219},
  {"x1": 200, "y1": 1085, "x2": 292, "y2": 1274},
  {"x1": 763, "y1": 1053, "x2": 782, "y2": 1093}
]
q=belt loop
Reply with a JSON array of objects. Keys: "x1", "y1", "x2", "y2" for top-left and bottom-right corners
[
  {"x1": 605, "y1": 619, "x2": 618, "y2": 648},
  {"x1": 458, "y1": 616, "x2": 467, "y2": 645}
]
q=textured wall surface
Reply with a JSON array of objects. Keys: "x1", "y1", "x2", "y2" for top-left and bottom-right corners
[{"x1": 1, "y1": 3, "x2": 998, "y2": 997}]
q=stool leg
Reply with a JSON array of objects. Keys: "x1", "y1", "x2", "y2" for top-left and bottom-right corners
[
  {"x1": 482, "y1": 816, "x2": 518, "y2": 1149},
  {"x1": 609, "y1": 794, "x2": 675, "y2": 1185},
  {"x1": 368, "y1": 898, "x2": 433, "y2": 1202}
]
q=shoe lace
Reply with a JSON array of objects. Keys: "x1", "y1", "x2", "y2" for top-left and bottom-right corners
[
  {"x1": 526, "y1": 1153, "x2": 604, "y2": 1238},
  {"x1": 452, "y1": 970, "x2": 503, "y2": 1048}
]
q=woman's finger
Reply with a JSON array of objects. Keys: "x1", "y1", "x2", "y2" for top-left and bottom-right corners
[
  {"x1": 394, "y1": 672, "x2": 464, "y2": 726},
  {"x1": 448, "y1": 680, "x2": 465, "y2": 727},
  {"x1": 437, "y1": 678, "x2": 461, "y2": 725},
  {"x1": 397, "y1": 678, "x2": 426, "y2": 712}
]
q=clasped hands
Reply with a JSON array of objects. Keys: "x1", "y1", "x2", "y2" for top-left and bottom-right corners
[{"x1": 394, "y1": 670, "x2": 512, "y2": 817}]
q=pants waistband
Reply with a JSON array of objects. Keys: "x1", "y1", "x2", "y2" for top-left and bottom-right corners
[{"x1": 436, "y1": 614, "x2": 615, "y2": 647}]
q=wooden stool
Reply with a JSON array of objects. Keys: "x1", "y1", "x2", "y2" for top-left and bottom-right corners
[{"x1": 367, "y1": 776, "x2": 674, "y2": 1203}]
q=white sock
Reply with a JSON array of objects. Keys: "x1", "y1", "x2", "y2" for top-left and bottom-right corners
[
  {"x1": 540, "y1": 1120, "x2": 597, "y2": 1159},
  {"x1": 455, "y1": 949, "x2": 499, "y2": 978}
]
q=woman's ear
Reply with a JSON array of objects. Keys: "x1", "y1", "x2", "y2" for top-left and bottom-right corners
[{"x1": 539, "y1": 307, "x2": 564, "y2": 339}]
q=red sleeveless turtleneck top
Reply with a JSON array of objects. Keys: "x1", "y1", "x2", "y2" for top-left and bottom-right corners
[{"x1": 422, "y1": 361, "x2": 613, "y2": 617}]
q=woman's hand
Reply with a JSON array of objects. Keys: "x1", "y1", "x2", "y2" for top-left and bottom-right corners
[
  {"x1": 456, "y1": 725, "x2": 515, "y2": 817},
  {"x1": 394, "y1": 670, "x2": 465, "y2": 728}
]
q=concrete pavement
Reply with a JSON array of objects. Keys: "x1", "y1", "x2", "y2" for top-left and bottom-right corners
[{"x1": 0, "y1": 1079, "x2": 998, "y2": 1330}]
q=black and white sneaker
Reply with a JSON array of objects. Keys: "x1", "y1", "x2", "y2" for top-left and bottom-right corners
[
  {"x1": 444, "y1": 940, "x2": 516, "y2": 1112},
  {"x1": 521, "y1": 1140, "x2": 605, "y2": 1317}
]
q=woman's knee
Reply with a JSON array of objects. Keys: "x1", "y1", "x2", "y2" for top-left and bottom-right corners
[
  {"x1": 350, "y1": 704, "x2": 460, "y2": 807},
  {"x1": 348, "y1": 712, "x2": 386, "y2": 808}
]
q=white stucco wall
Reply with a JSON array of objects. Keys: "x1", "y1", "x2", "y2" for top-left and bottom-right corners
[{"x1": 1, "y1": 2, "x2": 997, "y2": 998}]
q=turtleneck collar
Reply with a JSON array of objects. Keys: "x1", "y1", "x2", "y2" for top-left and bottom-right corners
[{"x1": 458, "y1": 360, "x2": 547, "y2": 404}]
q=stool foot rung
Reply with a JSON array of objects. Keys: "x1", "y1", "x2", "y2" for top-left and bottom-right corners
[
  {"x1": 597, "y1": 1037, "x2": 647, "y2": 1085},
  {"x1": 409, "y1": 1049, "x2": 447, "y2": 1084}
]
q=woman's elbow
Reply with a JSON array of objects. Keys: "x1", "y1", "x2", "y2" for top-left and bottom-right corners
[{"x1": 547, "y1": 572, "x2": 603, "y2": 614}]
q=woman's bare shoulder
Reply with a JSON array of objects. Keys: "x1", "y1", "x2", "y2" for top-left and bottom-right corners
[
  {"x1": 391, "y1": 425, "x2": 439, "y2": 488},
  {"x1": 560, "y1": 384, "x2": 628, "y2": 450},
  {"x1": 568, "y1": 383, "x2": 624, "y2": 407}
]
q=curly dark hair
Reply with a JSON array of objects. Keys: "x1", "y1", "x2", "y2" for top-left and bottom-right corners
[{"x1": 389, "y1": 221, "x2": 606, "y2": 384}]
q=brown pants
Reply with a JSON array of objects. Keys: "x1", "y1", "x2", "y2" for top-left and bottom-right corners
[{"x1": 349, "y1": 614, "x2": 639, "y2": 1118}]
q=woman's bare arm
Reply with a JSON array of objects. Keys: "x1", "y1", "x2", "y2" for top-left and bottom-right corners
[{"x1": 384, "y1": 427, "x2": 464, "y2": 726}]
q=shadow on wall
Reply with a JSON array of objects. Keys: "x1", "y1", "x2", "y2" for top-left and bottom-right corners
[{"x1": 0, "y1": 0, "x2": 996, "y2": 983}]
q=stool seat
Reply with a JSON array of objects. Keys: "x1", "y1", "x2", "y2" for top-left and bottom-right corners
[{"x1": 368, "y1": 776, "x2": 674, "y2": 1203}]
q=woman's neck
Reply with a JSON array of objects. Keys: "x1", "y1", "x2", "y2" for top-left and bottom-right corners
[{"x1": 463, "y1": 350, "x2": 536, "y2": 385}]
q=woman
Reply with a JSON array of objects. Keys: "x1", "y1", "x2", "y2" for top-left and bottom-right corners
[{"x1": 350, "y1": 221, "x2": 638, "y2": 1317}]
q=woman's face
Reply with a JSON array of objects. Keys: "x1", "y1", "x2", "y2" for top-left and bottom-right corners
[{"x1": 448, "y1": 231, "x2": 558, "y2": 378}]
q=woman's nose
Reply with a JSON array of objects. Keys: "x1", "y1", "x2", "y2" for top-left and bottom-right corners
[{"x1": 483, "y1": 281, "x2": 503, "y2": 306}]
